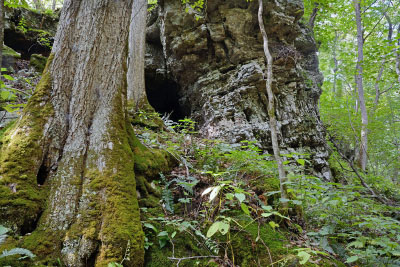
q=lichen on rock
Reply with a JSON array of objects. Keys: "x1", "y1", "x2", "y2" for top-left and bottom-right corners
[{"x1": 145, "y1": 0, "x2": 331, "y2": 180}]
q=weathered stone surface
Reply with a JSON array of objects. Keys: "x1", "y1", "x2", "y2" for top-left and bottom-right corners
[
  {"x1": 4, "y1": 7, "x2": 58, "y2": 58},
  {"x1": 2, "y1": 45, "x2": 21, "y2": 69},
  {"x1": 0, "y1": 111, "x2": 18, "y2": 128},
  {"x1": 145, "y1": 0, "x2": 331, "y2": 179}
]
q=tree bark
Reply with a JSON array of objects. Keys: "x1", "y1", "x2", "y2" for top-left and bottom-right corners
[
  {"x1": 257, "y1": 0, "x2": 288, "y2": 210},
  {"x1": 33, "y1": 0, "x2": 43, "y2": 10},
  {"x1": 372, "y1": 13, "x2": 392, "y2": 115},
  {"x1": 52, "y1": 0, "x2": 57, "y2": 11},
  {"x1": 332, "y1": 32, "x2": 340, "y2": 96},
  {"x1": 0, "y1": 0, "x2": 146, "y2": 266},
  {"x1": 353, "y1": 0, "x2": 368, "y2": 172},
  {"x1": 308, "y1": 2, "x2": 319, "y2": 30},
  {"x1": 127, "y1": 0, "x2": 148, "y2": 107},
  {"x1": 396, "y1": 24, "x2": 400, "y2": 84}
]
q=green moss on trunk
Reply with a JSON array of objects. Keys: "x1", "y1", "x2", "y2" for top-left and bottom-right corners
[{"x1": 0, "y1": 54, "x2": 54, "y2": 231}]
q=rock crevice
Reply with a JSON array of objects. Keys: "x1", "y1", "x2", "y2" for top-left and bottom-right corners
[{"x1": 145, "y1": 0, "x2": 330, "y2": 179}]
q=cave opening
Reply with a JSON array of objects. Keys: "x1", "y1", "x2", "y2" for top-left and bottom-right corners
[{"x1": 145, "y1": 74, "x2": 187, "y2": 122}]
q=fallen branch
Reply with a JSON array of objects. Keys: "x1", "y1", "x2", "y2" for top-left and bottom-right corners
[
  {"x1": 328, "y1": 134, "x2": 389, "y2": 205},
  {"x1": 168, "y1": 255, "x2": 220, "y2": 267}
]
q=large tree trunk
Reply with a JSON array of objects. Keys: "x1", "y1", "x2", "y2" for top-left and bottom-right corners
[
  {"x1": 353, "y1": 0, "x2": 368, "y2": 172},
  {"x1": 127, "y1": 0, "x2": 148, "y2": 107},
  {"x1": 0, "y1": 0, "x2": 145, "y2": 266}
]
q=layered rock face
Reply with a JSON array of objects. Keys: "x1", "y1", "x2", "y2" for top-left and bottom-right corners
[{"x1": 145, "y1": 0, "x2": 331, "y2": 179}]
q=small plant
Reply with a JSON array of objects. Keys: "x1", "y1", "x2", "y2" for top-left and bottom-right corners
[
  {"x1": 16, "y1": 17, "x2": 28, "y2": 34},
  {"x1": 0, "y1": 225, "x2": 36, "y2": 261}
]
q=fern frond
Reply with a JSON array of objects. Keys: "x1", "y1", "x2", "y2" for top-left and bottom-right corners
[{"x1": 0, "y1": 248, "x2": 36, "y2": 259}]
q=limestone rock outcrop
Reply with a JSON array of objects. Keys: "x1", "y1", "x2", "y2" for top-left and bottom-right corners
[{"x1": 145, "y1": 0, "x2": 331, "y2": 179}]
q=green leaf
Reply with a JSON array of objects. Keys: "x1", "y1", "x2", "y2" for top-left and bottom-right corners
[
  {"x1": 348, "y1": 240, "x2": 364, "y2": 248},
  {"x1": 0, "y1": 248, "x2": 36, "y2": 259},
  {"x1": 261, "y1": 212, "x2": 273, "y2": 218},
  {"x1": 207, "y1": 222, "x2": 221, "y2": 238},
  {"x1": 225, "y1": 193, "x2": 234, "y2": 200},
  {"x1": 297, "y1": 251, "x2": 311, "y2": 265},
  {"x1": 345, "y1": 256, "x2": 359, "y2": 263},
  {"x1": 3, "y1": 74, "x2": 14, "y2": 81},
  {"x1": 0, "y1": 225, "x2": 9, "y2": 236},
  {"x1": 261, "y1": 205, "x2": 273, "y2": 211},
  {"x1": 143, "y1": 223, "x2": 157, "y2": 232},
  {"x1": 157, "y1": 231, "x2": 169, "y2": 237},
  {"x1": 291, "y1": 200, "x2": 302, "y2": 205},
  {"x1": 296, "y1": 159, "x2": 305, "y2": 166},
  {"x1": 235, "y1": 193, "x2": 245, "y2": 203},
  {"x1": 219, "y1": 222, "x2": 230, "y2": 235},
  {"x1": 0, "y1": 90, "x2": 11, "y2": 99},
  {"x1": 269, "y1": 221, "x2": 279, "y2": 230},
  {"x1": 241, "y1": 203, "x2": 250, "y2": 215}
]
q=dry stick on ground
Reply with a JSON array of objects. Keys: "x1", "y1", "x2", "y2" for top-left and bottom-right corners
[
  {"x1": 168, "y1": 255, "x2": 220, "y2": 267},
  {"x1": 257, "y1": 0, "x2": 289, "y2": 210},
  {"x1": 257, "y1": 221, "x2": 273, "y2": 266}
]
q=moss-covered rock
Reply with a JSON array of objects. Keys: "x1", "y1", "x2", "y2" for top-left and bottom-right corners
[
  {"x1": 29, "y1": 54, "x2": 47, "y2": 73},
  {"x1": 2, "y1": 45, "x2": 21, "y2": 70}
]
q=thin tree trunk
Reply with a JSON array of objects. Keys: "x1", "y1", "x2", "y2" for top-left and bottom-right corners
[
  {"x1": 373, "y1": 13, "x2": 392, "y2": 115},
  {"x1": 308, "y1": 2, "x2": 319, "y2": 29},
  {"x1": 257, "y1": 0, "x2": 288, "y2": 210},
  {"x1": 0, "y1": 1, "x2": 146, "y2": 266},
  {"x1": 396, "y1": 24, "x2": 400, "y2": 84},
  {"x1": 332, "y1": 32, "x2": 339, "y2": 95},
  {"x1": 127, "y1": 0, "x2": 148, "y2": 107},
  {"x1": 52, "y1": 0, "x2": 56, "y2": 11},
  {"x1": 33, "y1": 0, "x2": 43, "y2": 10},
  {"x1": 353, "y1": 0, "x2": 368, "y2": 172}
]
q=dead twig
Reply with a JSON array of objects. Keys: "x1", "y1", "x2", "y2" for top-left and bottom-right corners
[{"x1": 168, "y1": 255, "x2": 220, "y2": 267}]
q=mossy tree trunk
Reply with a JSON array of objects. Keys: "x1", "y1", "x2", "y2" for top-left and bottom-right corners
[{"x1": 0, "y1": 0, "x2": 146, "y2": 266}]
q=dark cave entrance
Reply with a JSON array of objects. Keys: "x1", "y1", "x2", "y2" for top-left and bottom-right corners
[{"x1": 145, "y1": 74, "x2": 187, "y2": 122}]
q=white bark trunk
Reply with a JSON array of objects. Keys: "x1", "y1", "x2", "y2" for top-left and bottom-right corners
[
  {"x1": 354, "y1": 0, "x2": 368, "y2": 172},
  {"x1": 257, "y1": 0, "x2": 288, "y2": 210},
  {"x1": 33, "y1": 0, "x2": 43, "y2": 10},
  {"x1": 396, "y1": 24, "x2": 400, "y2": 84},
  {"x1": 127, "y1": 0, "x2": 148, "y2": 107}
]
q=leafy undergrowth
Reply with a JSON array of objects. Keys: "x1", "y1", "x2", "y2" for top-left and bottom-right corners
[
  {"x1": 133, "y1": 111, "x2": 346, "y2": 266},
  {"x1": 1, "y1": 108, "x2": 399, "y2": 266}
]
